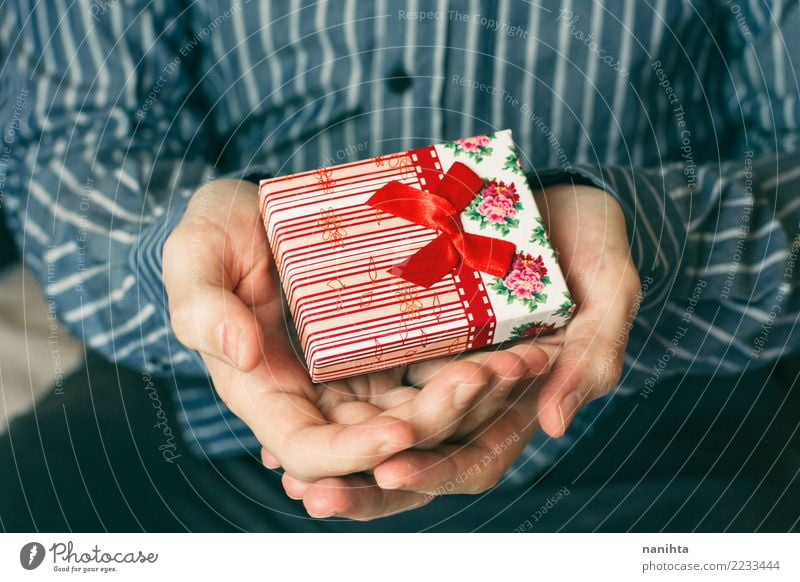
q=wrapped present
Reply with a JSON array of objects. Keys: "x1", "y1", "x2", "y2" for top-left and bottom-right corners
[{"x1": 258, "y1": 130, "x2": 574, "y2": 382}]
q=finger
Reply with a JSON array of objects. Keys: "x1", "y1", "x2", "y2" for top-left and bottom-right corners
[
  {"x1": 169, "y1": 284, "x2": 264, "y2": 372},
  {"x1": 404, "y1": 337, "x2": 550, "y2": 388},
  {"x1": 502, "y1": 339, "x2": 556, "y2": 374},
  {"x1": 322, "y1": 383, "x2": 419, "y2": 424},
  {"x1": 534, "y1": 185, "x2": 640, "y2": 437},
  {"x1": 449, "y1": 352, "x2": 528, "y2": 439},
  {"x1": 315, "y1": 374, "x2": 414, "y2": 419},
  {"x1": 401, "y1": 349, "x2": 542, "y2": 443},
  {"x1": 325, "y1": 401, "x2": 384, "y2": 425},
  {"x1": 535, "y1": 265, "x2": 641, "y2": 438},
  {"x1": 300, "y1": 474, "x2": 433, "y2": 521},
  {"x1": 374, "y1": 385, "x2": 539, "y2": 495},
  {"x1": 163, "y1": 223, "x2": 264, "y2": 372},
  {"x1": 380, "y1": 360, "x2": 493, "y2": 448},
  {"x1": 260, "y1": 448, "x2": 281, "y2": 469},
  {"x1": 404, "y1": 354, "x2": 462, "y2": 386},
  {"x1": 282, "y1": 472, "x2": 313, "y2": 500},
  {"x1": 246, "y1": 393, "x2": 417, "y2": 481},
  {"x1": 359, "y1": 386, "x2": 419, "y2": 411},
  {"x1": 211, "y1": 353, "x2": 417, "y2": 481},
  {"x1": 318, "y1": 386, "x2": 417, "y2": 424}
]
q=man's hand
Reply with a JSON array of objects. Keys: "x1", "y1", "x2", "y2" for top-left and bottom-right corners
[
  {"x1": 162, "y1": 179, "x2": 536, "y2": 482},
  {"x1": 163, "y1": 180, "x2": 412, "y2": 480},
  {"x1": 280, "y1": 374, "x2": 544, "y2": 520},
  {"x1": 283, "y1": 184, "x2": 642, "y2": 519},
  {"x1": 532, "y1": 184, "x2": 641, "y2": 437}
]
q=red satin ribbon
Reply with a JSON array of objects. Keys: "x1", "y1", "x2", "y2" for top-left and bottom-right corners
[{"x1": 365, "y1": 162, "x2": 516, "y2": 288}]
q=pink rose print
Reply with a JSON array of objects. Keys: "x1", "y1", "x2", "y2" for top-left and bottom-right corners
[
  {"x1": 445, "y1": 133, "x2": 494, "y2": 163},
  {"x1": 465, "y1": 179, "x2": 522, "y2": 234},
  {"x1": 455, "y1": 134, "x2": 491, "y2": 152},
  {"x1": 504, "y1": 253, "x2": 548, "y2": 299},
  {"x1": 490, "y1": 252, "x2": 551, "y2": 312},
  {"x1": 503, "y1": 269, "x2": 545, "y2": 299},
  {"x1": 477, "y1": 194, "x2": 516, "y2": 224}
]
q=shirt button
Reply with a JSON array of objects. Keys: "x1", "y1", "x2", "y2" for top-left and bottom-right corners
[{"x1": 386, "y1": 66, "x2": 412, "y2": 94}]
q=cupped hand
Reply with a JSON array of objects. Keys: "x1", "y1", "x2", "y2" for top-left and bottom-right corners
[
  {"x1": 531, "y1": 183, "x2": 641, "y2": 437},
  {"x1": 162, "y1": 179, "x2": 529, "y2": 482},
  {"x1": 286, "y1": 184, "x2": 642, "y2": 520}
]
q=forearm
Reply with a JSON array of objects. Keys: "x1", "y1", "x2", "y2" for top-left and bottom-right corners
[{"x1": 0, "y1": 1, "x2": 213, "y2": 377}]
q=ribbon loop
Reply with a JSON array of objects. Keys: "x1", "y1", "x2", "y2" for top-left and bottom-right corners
[{"x1": 366, "y1": 162, "x2": 516, "y2": 288}]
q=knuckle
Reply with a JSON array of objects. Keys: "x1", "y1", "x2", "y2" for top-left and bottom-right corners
[
  {"x1": 273, "y1": 436, "x2": 321, "y2": 483},
  {"x1": 467, "y1": 463, "x2": 504, "y2": 495},
  {"x1": 168, "y1": 301, "x2": 197, "y2": 345},
  {"x1": 499, "y1": 351, "x2": 528, "y2": 379},
  {"x1": 624, "y1": 271, "x2": 642, "y2": 299},
  {"x1": 162, "y1": 228, "x2": 191, "y2": 270},
  {"x1": 162, "y1": 231, "x2": 180, "y2": 262},
  {"x1": 486, "y1": 465, "x2": 505, "y2": 489},
  {"x1": 470, "y1": 482, "x2": 491, "y2": 495},
  {"x1": 450, "y1": 360, "x2": 487, "y2": 386},
  {"x1": 589, "y1": 357, "x2": 622, "y2": 399},
  {"x1": 281, "y1": 460, "x2": 313, "y2": 483},
  {"x1": 602, "y1": 358, "x2": 624, "y2": 386},
  {"x1": 472, "y1": 474, "x2": 500, "y2": 495}
]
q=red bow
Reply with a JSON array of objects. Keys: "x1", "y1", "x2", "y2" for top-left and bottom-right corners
[{"x1": 366, "y1": 162, "x2": 516, "y2": 288}]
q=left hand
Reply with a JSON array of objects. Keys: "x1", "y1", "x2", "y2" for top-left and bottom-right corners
[{"x1": 276, "y1": 184, "x2": 642, "y2": 520}]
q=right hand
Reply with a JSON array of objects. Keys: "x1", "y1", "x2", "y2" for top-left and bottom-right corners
[
  {"x1": 162, "y1": 179, "x2": 537, "y2": 484},
  {"x1": 277, "y1": 184, "x2": 641, "y2": 521}
]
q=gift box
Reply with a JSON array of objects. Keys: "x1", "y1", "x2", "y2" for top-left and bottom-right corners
[{"x1": 258, "y1": 130, "x2": 574, "y2": 382}]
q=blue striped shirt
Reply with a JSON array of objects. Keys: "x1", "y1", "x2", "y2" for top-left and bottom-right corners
[{"x1": 1, "y1": 1, "x2": 799, "y2": 483}]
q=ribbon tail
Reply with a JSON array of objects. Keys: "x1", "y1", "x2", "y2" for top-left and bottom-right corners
[
  {"x1": 390, "y1": 234, "x2": 460, "y2": 288},
  {"x1": 458, "y1": 233, "x2": 516, "y2": 279},
  {"x1": 436, "y1": 161, "x2": 486, "y2": 211}
]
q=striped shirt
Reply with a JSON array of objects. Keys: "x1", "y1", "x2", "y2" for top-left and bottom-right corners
[{"x1": 1, "y1": 1, "x2": 799, "y2": 483}]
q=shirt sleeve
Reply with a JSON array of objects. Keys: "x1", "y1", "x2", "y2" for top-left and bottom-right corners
[
  {"x1": 535, "y1": 1, "x2": 800, "y2": 393},
  {"x1": 0, "y1": 1, "x2": 218, "y2": 378}
]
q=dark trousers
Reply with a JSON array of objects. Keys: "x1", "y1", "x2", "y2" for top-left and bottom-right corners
[{"x1": 1, "y1": 351, "x2": 798, "y2": 532}]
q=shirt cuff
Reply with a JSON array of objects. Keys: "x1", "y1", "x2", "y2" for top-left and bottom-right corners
[
  {"x1": 527, "y1": 165, "x2": 659, "y2": 311},
  {"x1": 528, "y1": 165, "x2": 637, "y2": 255},
  {"x1": 128, "y1": 191, "x2": 209, "y2": 378}
]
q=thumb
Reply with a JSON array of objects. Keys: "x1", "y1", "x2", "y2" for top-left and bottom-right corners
[
  {"x1": 163, "y1": 226, "x2": 264, "y2": 372},
  {"x1": 535, "y1": 329, "x2": 618, "y2": 438},
  {"x1": 536, "y1": 288, "x2": 639, "y2": 438}
]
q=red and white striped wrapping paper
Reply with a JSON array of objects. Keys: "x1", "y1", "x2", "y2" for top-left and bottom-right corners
[{"x1": 258, "y1": 130, "x2": 573, "y2": 382}]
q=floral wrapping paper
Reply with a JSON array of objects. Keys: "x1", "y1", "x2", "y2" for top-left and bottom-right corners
[{"x1": 258, "y1": 130, "x2": 574, "y2": 382}]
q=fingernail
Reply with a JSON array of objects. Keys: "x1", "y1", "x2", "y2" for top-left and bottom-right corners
[
  {"x1": 377, "y1": 479, "x2": 403, "y2": 490},
  {"x1": 219, "y1": 323, "x2": 241, "y2": 367},
  {"x1": 454, "y1": 382, "x2": 483, "y2": 407},
  {"x1": 558, "y1": 392, "x2": 581, "y2": 435}
]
